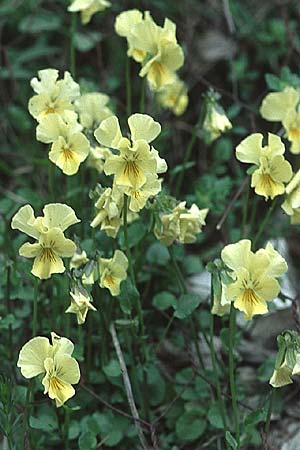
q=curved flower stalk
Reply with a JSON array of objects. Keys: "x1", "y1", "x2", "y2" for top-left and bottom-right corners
[
  {"x1": 17, "y1": 333, "x2": 80, "y2": 407},
  {"x1": 28, "y1": 69, "x2": 80, "y2": 122},
  {"x1": 36, "y1": 111, "x2": 90, "y2": 175},
  {"x1": 156, "y1": 76, "x2": 188, "y2": 116},
  {"x1": 115, "y1": 10, "x2": 184, "y2": 91},
  {"x1": 75, "y1": 93, "x2": 113, "y2": 131},
  {"x1": 68, "y1": 0, "x2": 111, "y2": 24},
  {"x1": 66, "y1": 286, "x2": 96, "y2": 324},
  {"x1": 221, "y1": 239, "x2": 287, "y2": 320},
  {"x1": 154, "y1": 201, "x2": 208, "y2": 246},
  {"x1": 11, "y1": 203, "x2": 79, "y2": 279},
  {"x1": 281, "y1": 169, "x2": 300, "y2": 224},
  {"x1": 260, "y1": 86, "x2": 300, "y2": 154},
  {"x1": 236, "y1": 133, "x2": 292, "y2": 200}
]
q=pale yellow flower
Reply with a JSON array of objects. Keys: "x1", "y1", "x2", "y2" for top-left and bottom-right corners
[
  {"x1": 66, "y1": 287, "x2": 96, "y2": 324},
  {"x1": 123, "y1": 175, "x2": 162, "y2": 212},
  {"x1": 282, "y1": 169, "x2": 300, "y2": 224},
  {"x1": 70, "y1": 250, "x2": 89, "y2": 270},
  {"x1": 86, "y1": 146, "x2": 112, "y2": 173},
  {"x1": 11, "y1": 204, "x2": 79, "y2": 279},
  {"x1": 236, "y1": 133, "x2": 292, "y2": 200},
  {"x1": 211, "y1": 282, "x2": 231, "y2": 317},
  {"x1": 90, "y1": 187, "x2": 123, "y2": 238},
  {"x1": 157, "y1": 76, "x2": 188, "y2": 116},
  {"x1": 115, "y1": 9, "x2": 146, "y2": 62},
  {"x1": 282, "y1": 109, "x2": 300, "y2": 154},
  {"x1": 94, "y1": 114, "x2": 166, "y2": 189},
  {"x1": 29, "y1": 69, "x2": 80, "y2": 121},
  {"x1": 270, "y1": 357, "x2": 293, "y2": 388},
  {"x1": 260, "y1": 87, "x2": 300, "y2": 122},
  {"x1": 75, "y1": 93, "x2": 113, "y2": 130},
  {"x1": 203, "y1": 104, "x2": 232, "y2": 142},
  {"x1": 37, "y1": 112, "x2": 90, "y2": 175},
  {"x1": 221, "y1": 239, "x2": 287, "y2": 320},
  {"x1": 99, "y1": 250, "x2": 128, "y2": 296},
  {"x1": 68, "y1": 0, "x2": 111, "y2": 24},
  {"x1": 17, "y1": 333, "x2": 80, "y2": 407}
]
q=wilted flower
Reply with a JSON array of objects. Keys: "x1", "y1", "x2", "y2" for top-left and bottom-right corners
[
  {"x1": 68, "y1": 0, "x2": 111, "y2": 24},
  {"x1": 66, "y1": 287, "x2": 96, "y2": 324},
  {"x1": 11, "y1": 204, "x2": 79, "y2": 279},
  {"x1": 99, "y1": 250, "x2": 128, "y2": 296},
  {"x1": 236, "y1": 133, "x2": 292, "y2": 200},
  {"x1": 17, "y1": 333, "x2": 80, "y2": 407},
  {"x1": 90, "y1": 187, "x2": 123, "y2": 238},
  {"x1": 75, "y1": 93, "x2": 113, "y2": 130},
  {"x1": 28, "y1": 69, "x2": 80, "y2": 121},
  {"x1": 282, "y1": 169, "x2": 300, "y2": 224},
  {"x1": 156, "y1": 76, "x2": 188, "y2": 116},
  {"x1": 221, "y1": 239, "x2": 287, "y2": 320},
  {"x1": 203, "y1": 102, "x2": 232, "y2": 142}
]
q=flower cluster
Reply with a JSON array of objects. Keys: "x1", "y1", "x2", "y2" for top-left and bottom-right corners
[
  {"x1": 17, "y1": 333, "x2": 80, "y2": 407},
  {"x1": 221, "y1": 239, "x2": 287, "y2": 320},
  {"x1": 11, "y1": 203, "x2": 79, "y2": 279},
  {"x1": 154, "y1": 201, "x2": 208, "y2": 246},
  {"x1": 68, "y1": 0, "x2": 111, "y2": 24},
  {"x1": 260, "y1": 87, "x2": 300, "y2": 154},
  {"x1": 236, "y1": 132, "x2": 292, "y2": 200}
]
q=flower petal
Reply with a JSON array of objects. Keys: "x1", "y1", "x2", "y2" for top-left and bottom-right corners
[
  {"x1": 17, "y1": 337, "x2": 51, "y2": 378},
  {"x1": 128, "y1": 113, "x2": 161, "y2": 143}
]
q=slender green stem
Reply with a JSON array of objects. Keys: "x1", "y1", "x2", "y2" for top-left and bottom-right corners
[
  {"x1": 228, "y1": 304, "x2": 240, "y2": 448},
  {"x1": 123, "y1": 195, "x2": 135, "y2": 284},
  {"x1": 140, "y1": 78, "x2": 146, "y2": 113},
  {"x1": 209, "y1": 277, "x2": 228, "y2": 430},
  {"x1": 174, "y1": 102, "x2": 206, "y2": 197},
  {"x1": 64, "y1": 407, "x2": 70, "y2": 450},
  {"x1": 241, "y1": 177, "x2": 250, "y2": 238},
  {"x1": 265, "y1": 388, "x2": 275, "y2": 434},
  {"x1": 33, "y1": 278, "x2": 39, "y2": 337},
  {"x1": 48, "y1": 161, "x2": 55, "y2": 202},
  {"x1": 126, "y1": 58, "x2": 132, "y2": 117},
  {"x1": 70, "y1": 13, "x2": 77, "y2": 78},
  {"x1": 155, "y1": 313, "x2": 175, "y2": 354},
  {"x1": 6, "y1": 263, "x2": 13, "y2": 361},
  {"x1": 253, "y1": 198, "x2": 277, "y2": 248}
]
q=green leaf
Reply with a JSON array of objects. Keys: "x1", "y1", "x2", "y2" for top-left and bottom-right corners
[
  {"x1": 146, "y1": 242, "x2": 170, "y2": 266},
  {"x1": 208, "y1": 402, "x2": 224, "y2": 429},
  {"x1": 225, "y1": 431, "x2": 238, "y2": 449},
  {"x1": 74, "y1": 31, "x2": 102, "y2": 52},
  {"x1": 102, "y1": 359, "x2": 121, "y2": 378},
  {"x1": 174, "y1": 294, "x2": 202, "y2": 319},
  {"x1": 119, "y1": 222, "x2": 147, "y2": 249},
  {"x1": 19, "y1": 11, "x2": 62, "y2": 33},
  {"x1": 118, "y1": 278, "x2": 139, "y2": 315},
  {"x1": 175, "y1": 410, "x2": 206, "y2": 441},
  {"x1": 153, "y1": 291, "x2": 177, "y2": 311},
  {"x1": 79, "y1": 432, "x2": 97, "y2": 450},
  {"x1": 30, "y1": 413, "x2": 58, "y2": 432}
]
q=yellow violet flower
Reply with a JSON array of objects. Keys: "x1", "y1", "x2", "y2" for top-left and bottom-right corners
[
  {"x1": 123, "y1": 175, "x2": 162, "y2": 213},
  {"x1": 236, "y1": 133, "x2": 292, "y2": 200},
  {"x1": 75, "y1": 93, "x2": 113, "y2": 130},
  {"x1": 157, "y1": 76, "x2": 188, "y2": 116},
  {"x1": 66, "y1": 287, "x2": 97, "y2": 324},
  {"x1": 68, "y1": 0, "x2": 111, "y2": 24},
  {"x1": 86, "y1": 146, "x2": 112, "y2": 173},
  {"x1": 99, "y1": 250, "x2": 128, "y2": 296},
  {"x1": 70, "y1": 250, "x2": 89, "y2": 270},
  {"x1": 282, "y1": 109, "x2": 300, "y2": 154},
  {"x1": 282, "y1": 169, "x2": 300, "y2": 224},
  {"x1": 37, "y1": 112, "x2": 90, "y2": 175},
  {"x1": 29, "y1": 69, "x2": 80, "y2": 121},
  {"x1": 269, "y1": 357, "x2": 293, "y2": 388},
  {"x1": 11, "y1": 203, "x2": 79, "y2": 279},
  {"x1": 129, "y1": 18, "x2": 184, "y2": 90},
  {"x1": 17, "y1": 333, "x2": 80, "y2": 407},
  {"x1": 90, "y1": 187, "x2": 123, "y2": 238},
  {"x1": 221, "y1": 239, "x2": 287, "y2": 320},
  {"x1": 94, "y1": 114, "x2": 166, "y2": 189},
  {"x1": 203, "y1": 103, "x2": 232, "y2": 142},
  {"x1": 260, "y1": 86, "x2": 300, "y2": 122},
  {"x1": 211, "y1": 282, "x2": 231, "y2": 317},
  {"x1": 115, "y1": 9, "x2": 146, "y2": 62}
]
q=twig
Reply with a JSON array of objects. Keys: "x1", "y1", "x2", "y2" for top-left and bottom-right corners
[
  {"x1": 223, "y1": 0, "x2": 236, "y2": 34},
  {"x1": 110, "y1": 323, "x2": 150, "y2": 450},
  {"x1": 216, "y1": 177, "x2": 249, "y2": 230}
]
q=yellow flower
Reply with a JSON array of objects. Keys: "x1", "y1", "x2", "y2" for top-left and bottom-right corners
[
  {"x1": 68, "y1": 0, "x2": 111, "y2": 24},
  {"x1": 203, "y1": 104, "x2": 232, "y2": 142},
  {"x1": 154, "y1": 202, "x2": 208, "y2": 246},
  {"x1": 221, "y1": 239, "x2": 287, "y2": 320},
  {"x1": 86, "y1": 146, "x2": 112, "y2": 173},
  {"x1": 94, "y1": 114, "x2": 166, "y2": 189},
  {"x1": 236, "y1": 133, "x2": 292, "y2": 200},
  {"x1": 269, "y1": 357, "x2": 293, "y2": 388},
  {"x1": 75, "y1": 93, "x2": 113, "y2": 130},
  {"x1": 129, "y1": 18, "x2": 184, "y2": 90},
  {"x1": 156, "y1": 76, "x2": 188, "y2": 116},
  {"x1": 37, "y1": 112, "x2": 90, "y2": 175},
  {"x1": 70, "y1": 250, "x2": 89, "y2": 270},
  {"x1": 211, "y1": 282, "x2": 231, "y2": 317},
  {"x1": 115, "y1": 9, "x2": 146, "y2": 62},
  {"x1": 260, "y1": 87, "x2": 300, "y2": 122},
  {"x1": 90, "y1": 187, "x2": 123, "y2": 238},
  {"x1": 123, "y1": 175, "x2": 162, "y2": 212},
  {"x1": 11, "y1": 204, "x2": 79, "y2": 279},
  {"x1": 29, "y1": 69, "x2": 80, "y2": 121},
  {"x1": 66, "y1": 287, "x2": 96, "y2": 324},
  {"x1": 282, "y1": 169, "x2": 300, "y2": 224},
  {"x1": 282, "y1": 109, "x2": 300, "y2": 154},
  {"x1": 99, "y1": 250, "x2": 128, "y2": 296},
  {"x1": 17, "y1": 333, "x2": 80, "y2": 407}
]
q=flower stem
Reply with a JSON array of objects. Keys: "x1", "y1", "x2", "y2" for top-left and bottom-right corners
[
  {"x1": 155, "y1": 313, "x2": 175, "y2": 354},
  {"x1": 126, "y1": 58, "x2": 132, "y2": 117},
  {"x1": 229, "y1": 304, "x2": 240, "y2": 448},
  {"x1": 64, "y1": 407, "x2": 70, "y2": 450},
  {"x1": 265, "y1": 388, "x2": 275, "y2": 434},
  {"x1": 123, "y1": 195, "x2": 135, "y2": 285},
  {"x1": 241, "y1": 176, "x2": 250, "y2": 238},
  {"x1": 32, "y1": 278, "x2": 39, "y2": 337},
  {"x1": 140, "y1": 77, "x2": 146, "y2": 114},
  {"x1": 174, "y1": 102, "x2": 206, "y2": 197},
  {"x1": 70, "y1": 13, "x2": 76, "y2": 78},
  {"x1": 253, "y1": 198, "x2": 277, "y2": 249}
]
